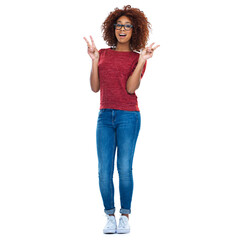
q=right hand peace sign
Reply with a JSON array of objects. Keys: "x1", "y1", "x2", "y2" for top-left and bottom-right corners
[{"x1": 83, "y1": 35, "x2": 99, "y2": 61}]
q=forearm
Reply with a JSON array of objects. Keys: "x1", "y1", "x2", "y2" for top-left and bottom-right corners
[
  {"x1": 126, "y1": 56, "x2": 146, "y2": 94},
  {"x1": 90, "y1": 59, "x2": 100, "y2": 92}
]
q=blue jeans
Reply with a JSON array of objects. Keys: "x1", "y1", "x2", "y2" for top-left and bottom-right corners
[{"x1": 96, "y1": 109, "x2": 141, "y2": 215}]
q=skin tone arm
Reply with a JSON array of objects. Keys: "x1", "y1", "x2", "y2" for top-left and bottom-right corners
[
  {"x1": 83, "y1": 35, "x2": 100, "y2": 92},
  {"x1": 126, "y1": 42, "x2": 160, "y2": 94},
  {"x1": 90, "y1": 59, "x2": 100, "y2": 93}
]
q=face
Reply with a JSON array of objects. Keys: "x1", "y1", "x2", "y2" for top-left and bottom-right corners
[{"x1": 114, "y1": 15, "x2": 133, "y2": 45}]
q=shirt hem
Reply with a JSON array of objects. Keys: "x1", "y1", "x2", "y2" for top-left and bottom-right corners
[{"x1": 100, "y1": 103, "x2": 140, "y2": 112}]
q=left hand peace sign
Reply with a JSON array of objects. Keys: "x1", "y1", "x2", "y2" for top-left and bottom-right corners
[{"x1": 140, "y1": 42, "x2": 160, "y2": 60}]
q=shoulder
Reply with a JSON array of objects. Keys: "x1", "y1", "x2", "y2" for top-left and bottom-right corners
[
  {"x1": 98, "y1": 48, "x2": 110, "y2": 57},
  {"x1": 99, "y1": 48, "x2": 109, "y2": 53},
  {"x1": 133, "y1": 50, "x2": 141, "y2": 54},
  {"x1": 132, "y1": 50, "x2": 143, "y2": 60}
]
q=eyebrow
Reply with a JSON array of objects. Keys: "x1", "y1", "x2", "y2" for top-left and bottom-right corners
[{"x1": 117, "y1": 21, "x2": 131, "y2": 24}]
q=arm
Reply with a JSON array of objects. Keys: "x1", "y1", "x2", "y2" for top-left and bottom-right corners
[
  {"x1": 126, "y1": 42, "x2": 160, "y2": 94},
  {"x1": 90, "y1": 58, "x2": 100, "y2": 93},
  {"x1": 83, "y1": 35, "x2": 100, "y2": 93},
  {"x1": 126, "y1": 56, "x2": 146, "y2": 94}
]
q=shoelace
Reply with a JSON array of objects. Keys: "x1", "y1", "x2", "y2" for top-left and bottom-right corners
[
  {"x1": 106, "y1": 216, "x2": 116, "y2": 228},
  {"x1": 118, "y1": 217, "x2": 128, "y2": 228}
]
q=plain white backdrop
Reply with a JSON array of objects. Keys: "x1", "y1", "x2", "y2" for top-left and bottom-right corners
[{"x1": 0, "y1": 0, "x2": 239, "y2": 239}]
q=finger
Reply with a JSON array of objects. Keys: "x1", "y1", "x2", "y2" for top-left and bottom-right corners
[
  {"x1": 90, "y1": 35, "x2": 96, "y2": 48},
  {"x1": 152, "y1": 44, "x2": 160, "y2": 51},
  {"x1": 146, "y1": 46, "x2": 152, "y2": 51},
  {"x1": 148, "y1": 42, "x2": 155, "y2": 48},
  {"x1": 83, "y1": 37, "x2": 91, "y2": 48},
  {"x1": 83, "y1": 36, "x2": 90, "y2": 45},
  {"x1": 147, "y1": 47, "x2": 154, "y2": 53}
]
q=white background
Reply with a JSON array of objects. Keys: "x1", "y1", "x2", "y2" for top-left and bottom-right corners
[{"x1": 0, "y1": 0, "x2": 240, "y2": 239}]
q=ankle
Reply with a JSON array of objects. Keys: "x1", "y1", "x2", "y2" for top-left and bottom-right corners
[{"x1": 121, "y1": 214, "x2": 129, "y2": 219}]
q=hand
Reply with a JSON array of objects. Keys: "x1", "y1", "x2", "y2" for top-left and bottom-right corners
[
  {"x1": 139, "y1": 42, "x2": 160, "y2": 61},
  {"x1": 83, "y1": 35, "x2": 99, "y2": 61}
]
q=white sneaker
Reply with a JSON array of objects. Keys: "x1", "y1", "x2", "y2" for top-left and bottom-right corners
[
  {"x1": 103, "y1": 215, "x2": 117, "y2": 234},
  {"x1": 117, "y1": 215, "x2": 130, "y2": 234}
]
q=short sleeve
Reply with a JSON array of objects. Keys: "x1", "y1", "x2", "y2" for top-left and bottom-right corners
[
  {"x1": 98, "y1": 48, "x2": 104, "y2": 62},
  {"x1": 98, "y1": 48, "x2": 103, "y2": 57}
]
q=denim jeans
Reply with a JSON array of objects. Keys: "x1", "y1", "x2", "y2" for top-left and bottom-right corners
[{"x1": 96, "y1": 109, "x2": 141, "y2": 215}]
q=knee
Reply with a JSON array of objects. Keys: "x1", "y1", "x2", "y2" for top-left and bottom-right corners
[
  {"x1": 98, "y1": 170, "x2": 112, "y2": 182},
  {"x1": 118, "y1": 167, "x2": 133, "y2": 180}
]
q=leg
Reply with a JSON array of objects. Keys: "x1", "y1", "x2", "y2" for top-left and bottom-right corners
[
  {"x1": 116, "y1": 111, "x2": 141, "y2": 215},
  {"x1": 96, "y1": 113, "x2": 117, "y2": 215}
]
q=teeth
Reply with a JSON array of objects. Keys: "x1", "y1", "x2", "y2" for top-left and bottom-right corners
[{"x1": 120, "y1": 34, "x2": 126, "y2": 36}]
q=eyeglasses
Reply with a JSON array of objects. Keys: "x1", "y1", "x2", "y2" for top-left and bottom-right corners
[{"x1": 114, "y1": 23, "x2": 133, "y2": 31}]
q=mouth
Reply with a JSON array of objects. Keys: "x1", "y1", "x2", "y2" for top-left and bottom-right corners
[{"x1": 119, "y1": 33, "x2": 127, "y2": 38}]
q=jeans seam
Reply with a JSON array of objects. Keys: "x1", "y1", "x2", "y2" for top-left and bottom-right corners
[
  {"x1": 131, "y1": 113, "x2": 140, "y2": 158},
  {"x1": 121, "y1": 113, "x2": 140, "y2": 213},
  {"x1": 110, "y1": 130, "x2": 116, "y2": 209}
]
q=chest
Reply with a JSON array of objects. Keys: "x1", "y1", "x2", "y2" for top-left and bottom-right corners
[{"x1": 98, "y1": 54, "x2": 137, "y2": 78}]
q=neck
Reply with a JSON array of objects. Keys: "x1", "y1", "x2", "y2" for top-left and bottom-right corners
[{"x1": 115, "y1": 42, "x2": 132, "y2": 52}]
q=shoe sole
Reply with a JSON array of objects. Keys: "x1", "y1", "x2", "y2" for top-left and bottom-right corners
[
  {"x1": 117, "y1": 229, "x2": 130, "y2": 234},
  {"x1": 103, "y1": 229, "x2": 117, "y2": 234}
]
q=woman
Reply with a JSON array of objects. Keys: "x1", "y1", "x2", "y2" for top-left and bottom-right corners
[{"x1": 83, "y1": 5, "x2": 159, "y2": 234}]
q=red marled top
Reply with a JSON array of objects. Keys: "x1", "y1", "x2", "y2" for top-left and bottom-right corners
[{"x1": 98, "y1": 48, "x2": 147, "y2": 111}]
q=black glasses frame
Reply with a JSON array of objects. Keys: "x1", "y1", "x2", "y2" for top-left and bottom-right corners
[{"x1": 114, "y1": 23, "x2": 133, "y2": 31}]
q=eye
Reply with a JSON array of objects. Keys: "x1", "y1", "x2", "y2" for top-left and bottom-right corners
[
  {"x1": 126, "y1": 24, "x2": 131, "y2": 28},
  {"x1": 117, "y1": 24, "x2": 122, "y2": 27}
]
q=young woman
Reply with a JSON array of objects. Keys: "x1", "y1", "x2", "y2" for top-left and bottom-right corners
[{"x1": 83, "y1": 5, "x2": 159, "y2": 234}]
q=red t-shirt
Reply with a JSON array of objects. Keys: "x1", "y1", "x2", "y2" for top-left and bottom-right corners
[{"x1": 98, "y1": 48, "x2": 147, "y2": 111}]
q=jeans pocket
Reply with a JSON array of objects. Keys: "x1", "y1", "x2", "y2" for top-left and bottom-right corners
[{"x1": 98, "y1": 109, "x2": 105, "y2": 117}]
